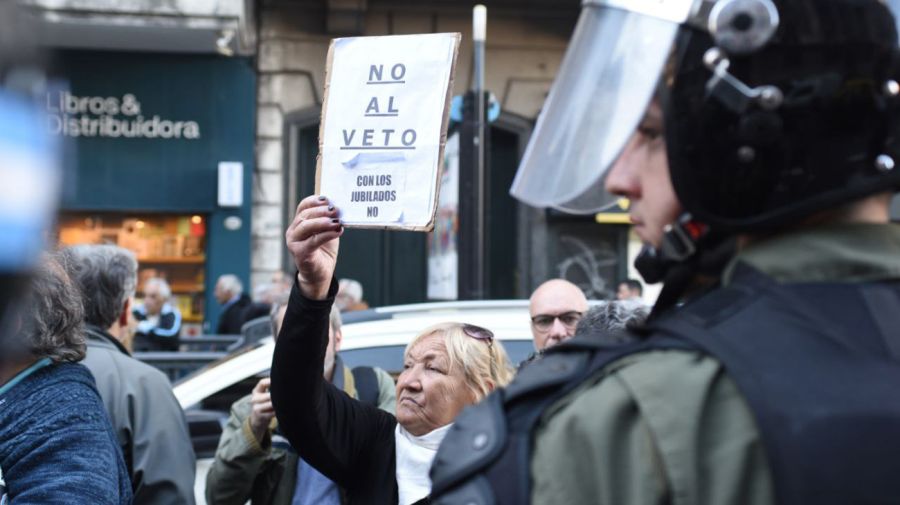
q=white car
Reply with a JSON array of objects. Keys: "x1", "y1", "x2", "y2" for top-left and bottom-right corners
[{"x1": 173, "y1": 300, "x2": 538, "y2": 505}]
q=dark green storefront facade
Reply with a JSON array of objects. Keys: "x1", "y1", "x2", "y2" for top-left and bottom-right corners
[{"x1": 54, "y1": 50, "x2": 256, "y2": 331}]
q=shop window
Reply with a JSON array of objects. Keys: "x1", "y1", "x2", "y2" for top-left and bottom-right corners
[{"x1": 57, "y1": 213, "x2": 207, "y2": 335}]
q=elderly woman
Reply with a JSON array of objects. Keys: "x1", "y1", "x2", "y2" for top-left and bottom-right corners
[{"x1": 271, "y1": 195, "x2": 513, "y2": 505}]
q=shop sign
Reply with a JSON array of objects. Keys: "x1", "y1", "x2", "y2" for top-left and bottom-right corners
[
  {"x1": 217, "y1": 161, "x2": 244, "y2": 207},
  {"x1": 45, "y1": 91, "x2": 201, "y2": 140},
  {"x1": 317, "y1": 32, "x2": 460, "y2": 231},
  {"x1": 52, "y1": 51, "x2": 255, "y2": 212}
]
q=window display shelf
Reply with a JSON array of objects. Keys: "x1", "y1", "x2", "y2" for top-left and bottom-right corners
[{"x1": 57, "y1": 212, "x2": 208, "y2": 326}]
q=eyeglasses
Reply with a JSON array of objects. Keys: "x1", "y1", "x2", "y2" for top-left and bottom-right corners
[
  {"x1": 530, "y1": 311, "x2": 583, "y2": 332},
  {"x1": 462, "y1": 324, "x2": 496, "y2": 380}
]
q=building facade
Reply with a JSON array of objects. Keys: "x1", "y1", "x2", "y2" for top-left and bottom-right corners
[
  {"x1": 30, "y1": 0, "x2": 662, "y2": 317},
  {"x1": 29, "y1": 0, "x2": 258, "y2": 332},
  {"x1": 253, "y1": 0, "x2": 638, "y2": 305}
]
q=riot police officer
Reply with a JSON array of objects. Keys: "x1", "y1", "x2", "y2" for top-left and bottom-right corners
[{"x1": 430, "y1": 0, "x2": 900, "y2": 503}]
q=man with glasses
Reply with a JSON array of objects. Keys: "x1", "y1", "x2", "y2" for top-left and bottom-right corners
[{"x1": 528, "y1": 279, "x2": 588, "y2": 352}]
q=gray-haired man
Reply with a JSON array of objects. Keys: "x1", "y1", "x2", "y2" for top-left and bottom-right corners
[{"x1": 60, "y1": 244, "x2": 197, "y2": 505}]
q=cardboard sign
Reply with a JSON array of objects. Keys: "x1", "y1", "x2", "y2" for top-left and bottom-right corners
[{"x1": 316, "y1": 33, "x2": 461, "y2": 231}]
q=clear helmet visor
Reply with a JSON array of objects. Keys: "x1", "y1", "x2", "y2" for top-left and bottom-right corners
[
  {"x1": 510, "y1": 3, "x2": 682, "y2": 214},
  {"x1": 888, "y1": 0, "x2": 900, "y2": 42}
]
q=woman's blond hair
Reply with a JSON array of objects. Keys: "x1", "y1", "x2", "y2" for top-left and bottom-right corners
[{"x1": 405, "y1": 322, "x2": 514, "y2": 402}]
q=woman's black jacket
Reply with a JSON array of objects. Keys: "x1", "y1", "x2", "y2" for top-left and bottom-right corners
[{"x1": 271, "y1": 278, "x2": 401, "y2": 505}]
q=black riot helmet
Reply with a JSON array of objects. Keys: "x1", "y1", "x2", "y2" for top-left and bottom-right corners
[
  {"x1": 666, "y1": 0, "x2": 900, "y2": 231},
  {"x1": 511, "y1": 0, "x2": 900, "y2": 230}
]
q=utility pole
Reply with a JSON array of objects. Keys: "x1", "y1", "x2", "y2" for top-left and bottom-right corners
[{"x1": 458, "y1": 5, "x2": 489, "y2": 300}]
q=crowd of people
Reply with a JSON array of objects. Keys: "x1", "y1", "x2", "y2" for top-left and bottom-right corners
[
  {"x1": 2, "y1": 0, "x2": 900, "y2": 503},
  {"x1": 0, "y1": 242, "x2": 645, "y2": 505},
  {"x1": 128, "y1": 268, "x2": 372, "y2": 352}
]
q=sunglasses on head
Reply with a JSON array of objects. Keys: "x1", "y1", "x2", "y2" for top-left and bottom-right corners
[
  {"x1": 462, "y1": 324, "x2": 494, "y2": 345},
  {"x1": 462, "y1": 324, "x2": 496, "y2": 380}
]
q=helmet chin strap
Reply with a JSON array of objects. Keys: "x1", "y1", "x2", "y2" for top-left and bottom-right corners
[
  {"x1": 635, "y1": 213, "x2": 709, "y2": 284},
  {"x1": 634, "y1": 213, "x2": 735, "y2": 318}
]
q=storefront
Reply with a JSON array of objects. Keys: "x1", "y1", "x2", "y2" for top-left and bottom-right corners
[{"x1": 52, "y1": 50, "x2": 256, "y2": 334}]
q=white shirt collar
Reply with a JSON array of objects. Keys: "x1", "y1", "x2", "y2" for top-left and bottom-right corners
[{"x1": 394, "y1": 423, "x2": 452, "y2": 505}]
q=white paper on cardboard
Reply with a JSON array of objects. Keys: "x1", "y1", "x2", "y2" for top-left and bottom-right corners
[{"x1": 318, "y1": 33, "x2": 459, "y2": 229}]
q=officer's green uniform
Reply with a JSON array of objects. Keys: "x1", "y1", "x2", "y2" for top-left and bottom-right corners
[{"x1": 531, "y1": 223, "x2": 900, "y2": 504}]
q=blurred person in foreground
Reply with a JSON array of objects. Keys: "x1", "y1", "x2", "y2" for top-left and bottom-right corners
[
  {"x1": 0, "y1": 4, "x2": 129, "y2": 502},
  {"x1": 0, "y1": 256, "x2": 132, "y2": 503},
  {"x1": 206, "y1": 299, "x2": 395, "y2": 505},
  {"x1": 62, "y1": 244, "x2": 196, "y2": 504},
  {"x1": 132, "y1": 276, "x2": 182, "y2": 351},
  {"x1": 270, "y1": 196, "x2": 514, "y2": 504},
  {"x1": 431, "y1": 0, "x2": 900, "y2": 503}
]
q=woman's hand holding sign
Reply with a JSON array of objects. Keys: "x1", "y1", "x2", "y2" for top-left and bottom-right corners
[{"x1": 286, "y1": 195, "x2": 344, "y2": 300}]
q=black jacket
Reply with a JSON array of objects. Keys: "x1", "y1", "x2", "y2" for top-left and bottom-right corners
[
  {"x1": 216, "y1": 293, "x2": 252, "y2": 334},
  {"x1": 132, "y1": 303, "x2": 182, "y2": 351},
  {"x1": 271, "y1": 279, "x2": 401, "y2": 505}
]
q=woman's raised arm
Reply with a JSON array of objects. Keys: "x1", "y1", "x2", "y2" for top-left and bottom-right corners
[
  {"x1": 271, "y1": 195, "x2": 396, "y2": 489},
  {"x1": 284, "y1": 194, "x2": 343, "y2": 300}
]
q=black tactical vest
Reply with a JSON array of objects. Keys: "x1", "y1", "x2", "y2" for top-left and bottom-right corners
[{"x1": 430, "y1": 265, "x2": 900, "y2": 505}]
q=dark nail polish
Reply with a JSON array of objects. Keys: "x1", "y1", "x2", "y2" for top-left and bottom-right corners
[
  {"x1": 332, "y1": 218, "x2": 340, "y2": 224},
  {"x1": 318, "y1": 195, "x2": 327, "y2": 201},
  {"x1": 328, "y1": 205, "x2": 334, "y2": 211}
]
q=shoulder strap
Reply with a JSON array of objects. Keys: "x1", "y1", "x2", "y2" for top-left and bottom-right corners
[
  {"x1": 859, "y1": 282, "x2": 900, "y2": 360},
  {"x1": 351, "y1": 366, "x2": 379, "y2": 407}
]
